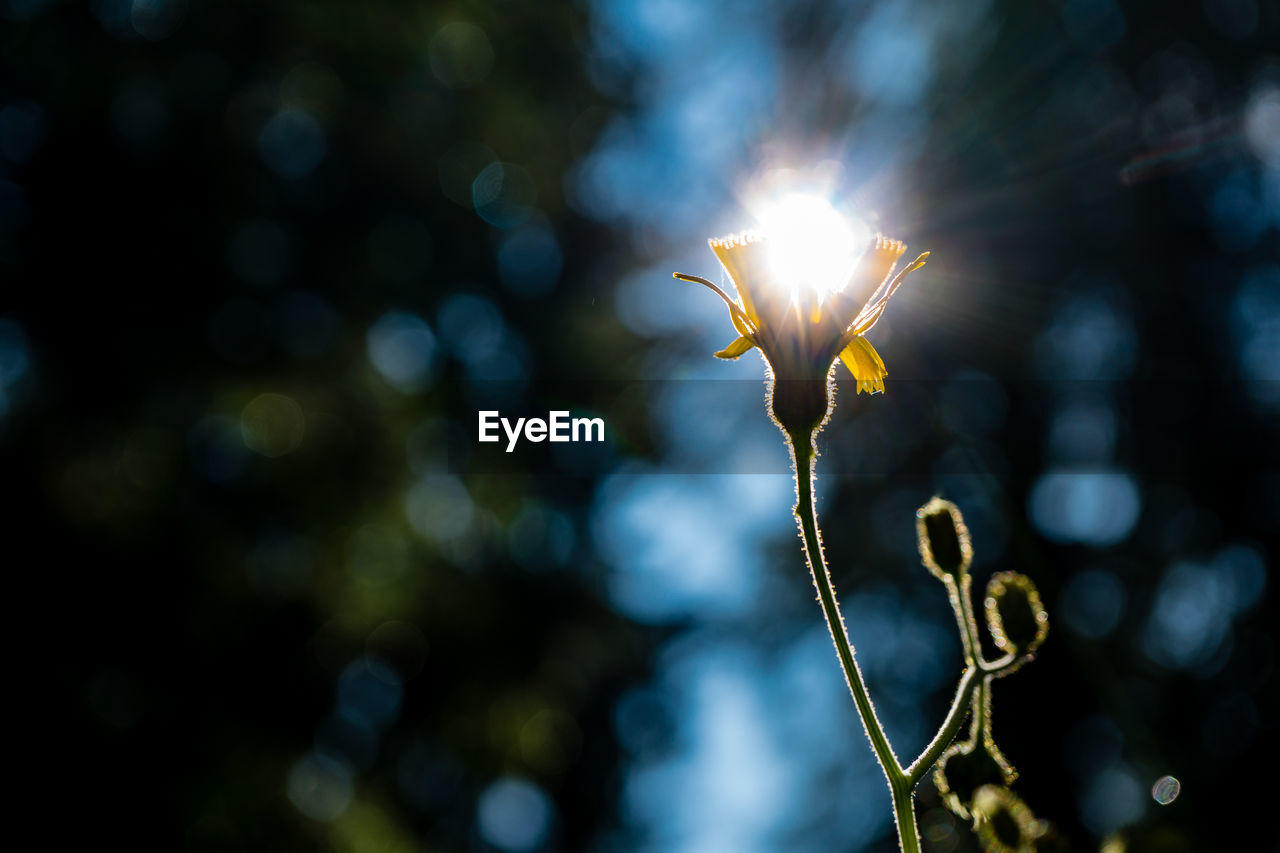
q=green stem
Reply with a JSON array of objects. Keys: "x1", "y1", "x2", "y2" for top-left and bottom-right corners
[
  {"x1": 788, "y1": 430, "x2": 920, "y2": 853},
  {"x1": 906, "y1": 664, "x2": 978, "y2": 785},
  {"x1": 973, "y1": 673, "x2": 991, "y2": 741},
  {"x1": 891, "y1": 778, "x2": 921, "y2": 853},
  {"x1": 951, "y1": 573, "x2": 983, "y2": 667}
]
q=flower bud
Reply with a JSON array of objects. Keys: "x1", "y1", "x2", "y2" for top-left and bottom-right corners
[
  {"x1": 916, "y1": 497, "x2": 972, "y2": 579},
  {"x1": 971, "y1": 785, "x2": 1044, "y2": 853},
  {"x1": 984, "y1": 572, "x2": 1049, "y2": 659},
  {"x1": 934, "y1": 740, "x2": 1016, "y2": 820}
]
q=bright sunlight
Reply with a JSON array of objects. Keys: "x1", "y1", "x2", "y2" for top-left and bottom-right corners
[{"x1": 753, "y1": 193, "x2": 871, "y2": 303}]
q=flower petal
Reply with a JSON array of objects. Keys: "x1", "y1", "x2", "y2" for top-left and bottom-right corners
[
  {"x1": 849, "y1": 302, "x2": 886, "y2": 336},
  {"x1": 714, "y1": 334, "x2": 757, "y2": 360},
  {"x1": 709, "y1": 233, "x2": 771, "y2": 326},
  {"x1": 730, "y1": 307, "x2": 754, "y2": 338},
  {"x1": 880, "y1": 251, "x2": 929, "y2": 302},
  {"x1": 839, "y1": 335, "x2": 887, "y2": 394},
  {"x1": 823, "y1": 290, "x2": 863, "y2": 328},
  {"x1": 844, "y1": 250, "x2": 929, "y2": 339},
  {"x1": 844, "y1": 234, "x2": 906, "y2": 307}
]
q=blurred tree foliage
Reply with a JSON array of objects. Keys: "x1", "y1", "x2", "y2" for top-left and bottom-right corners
[{"x1": 2, "y1": 1, "x2": 654, "y2": 849}]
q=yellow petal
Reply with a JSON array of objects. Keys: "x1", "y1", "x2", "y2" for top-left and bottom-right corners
[
  {"x1": 839, "y1": 336, "x2": 887, "y2": 394},
  {"x1": 844, "y1": 234, "x2": 907, "y2": 306},
  {"x1": 880, "y1": 251, "x2": 929, "y2": 302},
  {"x1": 845, "y1": 250, "x2": 929, "y2": 337},
  {"x1": 709, "y1": 233, "x2": 771, "y2": 326},
  {"x1": 848, "y1": 302, "x2": 886, "y2": 336},
  {"x1": 859, "y1": 335, "x2": 887, "y2": 374},
  {"x1": 823, "y1": 290, "x2": 861, "y2": 328},
  {"x1": 714, "y1": 335, "x2": 757, "y2": 360}
]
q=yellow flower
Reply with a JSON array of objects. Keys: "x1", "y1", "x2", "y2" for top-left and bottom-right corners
[{"x1": 674, "y1": 231, "x2": 928, "y2": 394}]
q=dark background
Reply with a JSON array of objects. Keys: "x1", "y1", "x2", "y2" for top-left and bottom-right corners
[{"x1": 2, "y1": 0, "x2": 1277, "y2": 850}]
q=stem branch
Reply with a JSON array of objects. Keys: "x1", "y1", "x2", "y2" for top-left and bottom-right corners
[{"x1": 905, "y1": 665, "x2": 979, "y2": 784}]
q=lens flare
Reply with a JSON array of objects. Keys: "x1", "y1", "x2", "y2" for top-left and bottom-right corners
[{"x1": 753, "y1": 193, "x2": 870, "y2": 303}]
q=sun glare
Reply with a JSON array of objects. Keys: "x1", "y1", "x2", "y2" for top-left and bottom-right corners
[{"x1": 754, "y1": 193, "x2": 870, "y2": 303}]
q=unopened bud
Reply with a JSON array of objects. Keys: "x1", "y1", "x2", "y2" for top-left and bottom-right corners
[
  {"x1": 985, "y1": 572, "x2": 1049, "y2": 659},
  {"x1": 971, "y1": 785, "x2": 1044, "y2": 852},
  {"x1": 916, "y1": 497, "x2": 972, "y2": 579}
]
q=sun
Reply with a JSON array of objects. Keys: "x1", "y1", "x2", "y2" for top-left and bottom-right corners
[{"x1": 752, "y1": 193, "x2": 872, "y2": 304}]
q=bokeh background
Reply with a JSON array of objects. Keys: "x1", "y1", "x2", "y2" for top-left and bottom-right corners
[{"x1": 2, "y1": 0, "x2": 1277, "y2": 850}]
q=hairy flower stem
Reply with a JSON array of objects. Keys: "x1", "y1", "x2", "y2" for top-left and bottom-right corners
[{"x1": 788, "y1": 429, "x2": 921, "y2": 853}]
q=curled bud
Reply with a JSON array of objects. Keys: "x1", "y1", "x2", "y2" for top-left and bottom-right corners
[
  {"x1": 971, "y1": 785, "x2": 1044, "y2": 852},
  {"x1": 934, "y1": 740, "x2": 1016, "y2": 820},
  {"x1": 916, "y1": 497, "x2": 972, "y2": 579},
  {"x1": 985, "y1": 572, "x2": 1049, "y2": 661}
]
